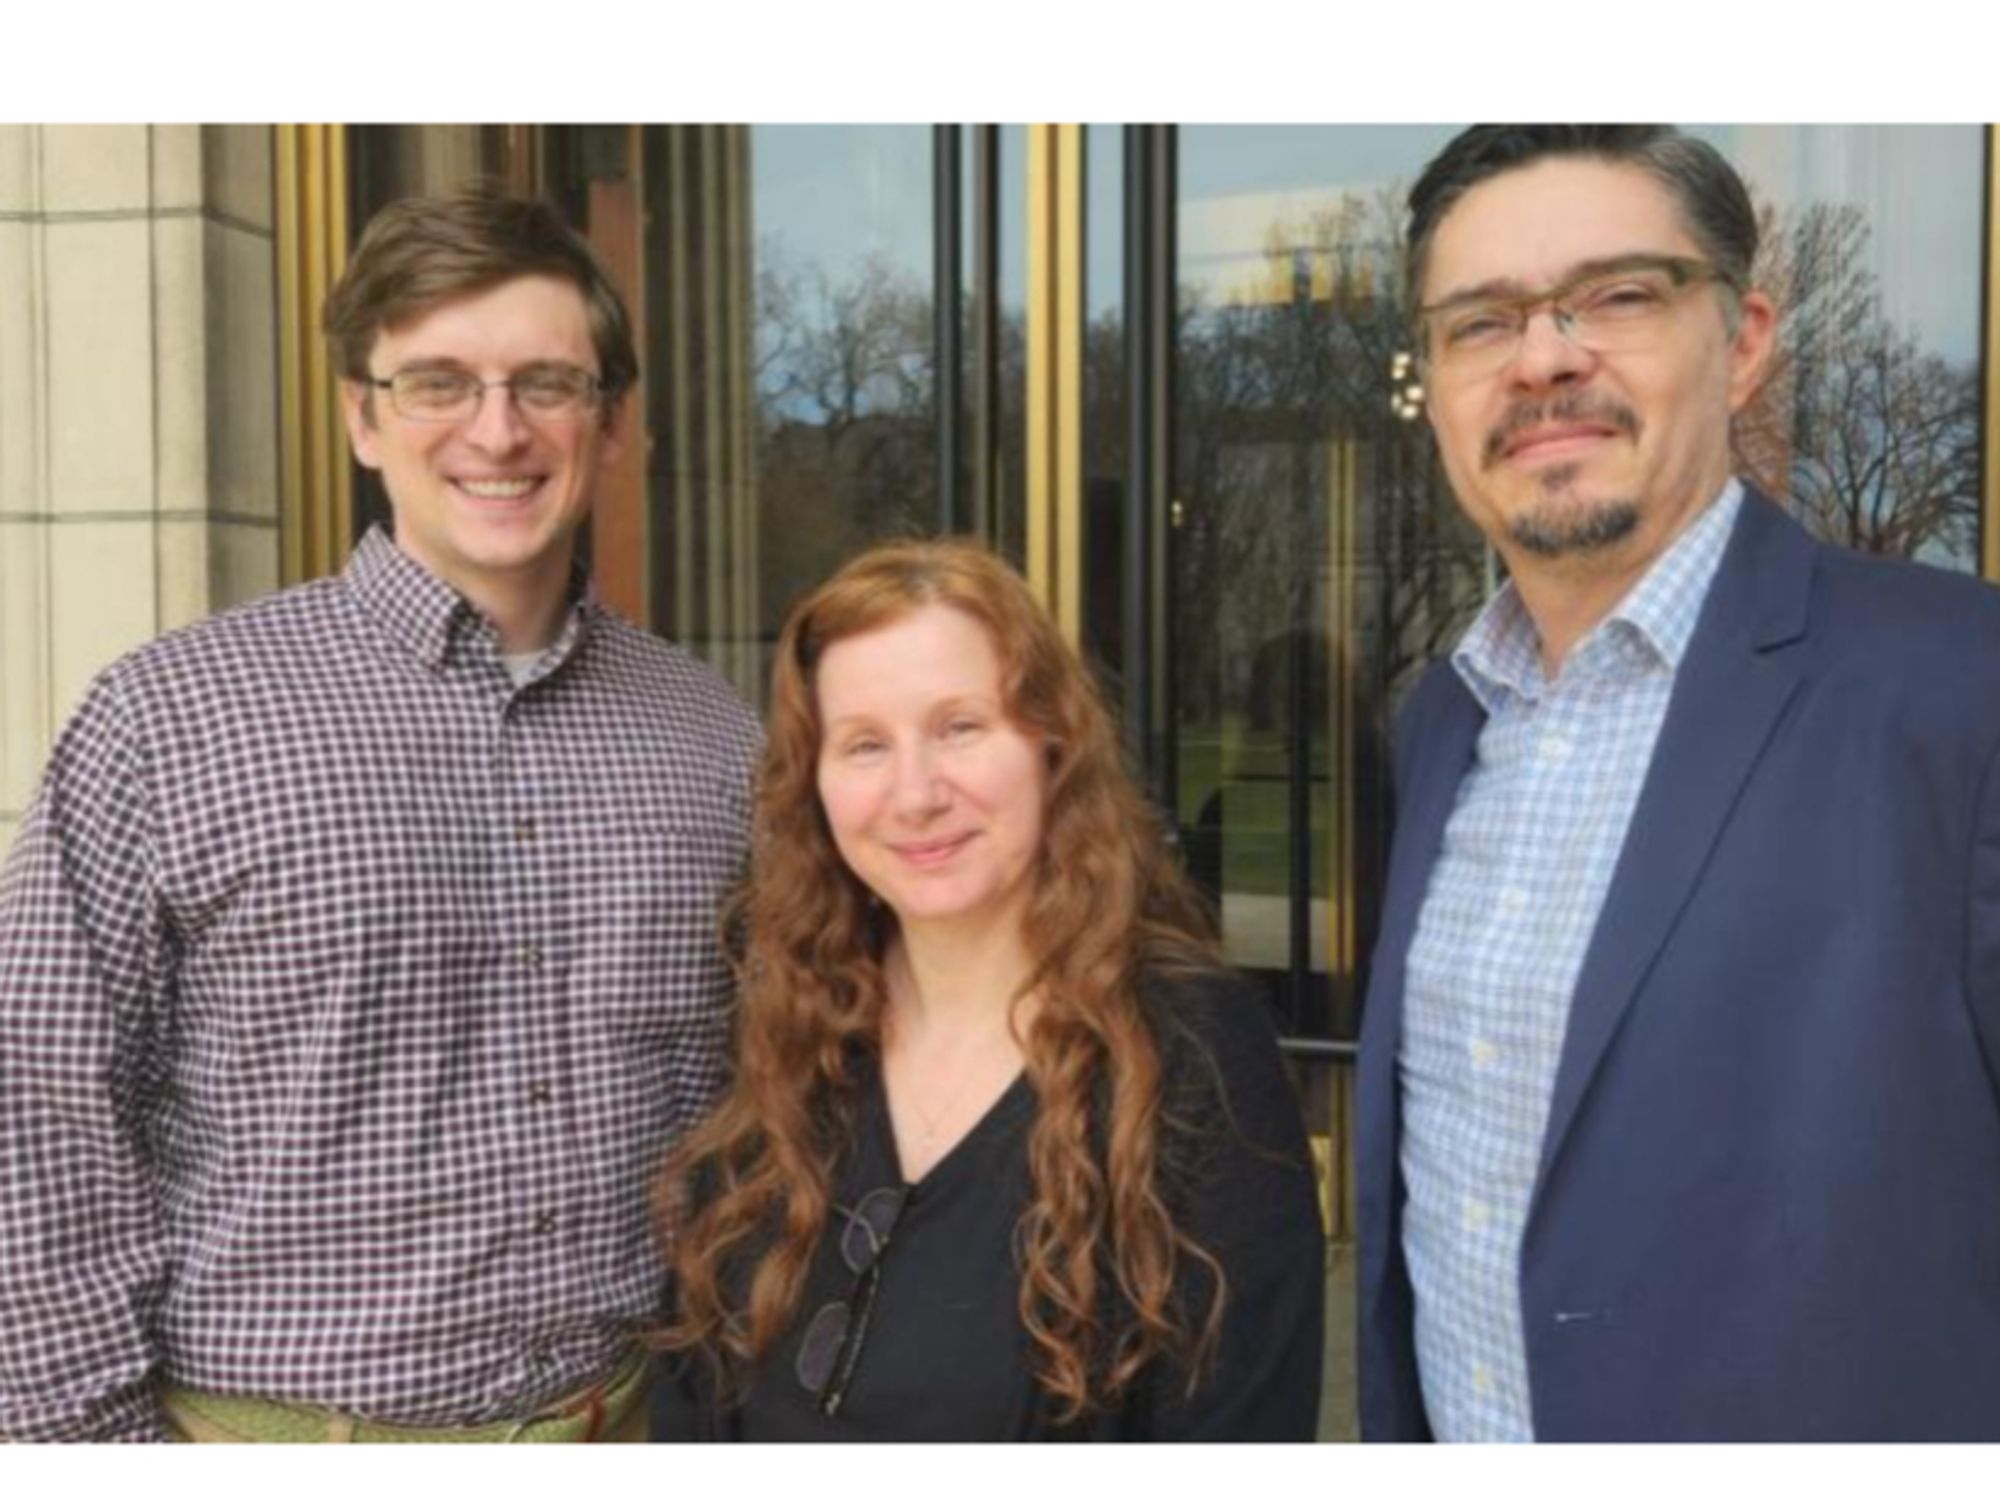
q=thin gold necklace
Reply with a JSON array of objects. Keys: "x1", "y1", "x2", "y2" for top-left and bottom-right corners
[{"x1": 895, "y1": 1020, "x2": 1017, "y2": 1141}]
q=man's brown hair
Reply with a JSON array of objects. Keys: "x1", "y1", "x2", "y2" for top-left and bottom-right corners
[
  {"x1": 1405, "y1": 125, "x2": 1758, "y2": 322},
  {"x1": 323, "y1": 184, "x2": 638, "y2": 405}
]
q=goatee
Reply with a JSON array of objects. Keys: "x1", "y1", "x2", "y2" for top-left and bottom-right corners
[{"x1": 1508, "y1": 469, "x2": 1642, "y2": 559}]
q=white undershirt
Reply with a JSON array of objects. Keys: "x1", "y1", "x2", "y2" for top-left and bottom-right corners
[{"x1": 500, "y1": 651, "x2": 543, "y2": 687}]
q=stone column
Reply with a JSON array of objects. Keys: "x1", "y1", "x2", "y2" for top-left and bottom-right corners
[{"x1": 0, "y1": 125, "x2": 279, "y2": 856}]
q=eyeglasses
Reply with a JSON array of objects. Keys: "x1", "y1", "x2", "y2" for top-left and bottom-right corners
[
  {"x1": 365, "y1": 363, "x2": 604, "y2": 423},
  {"x1": 1416, "y1": 255, "x2": 1738, "y2": 383},
  {"x1": 794, "y1": 1185, "x2": 907, "y2": 1417}
]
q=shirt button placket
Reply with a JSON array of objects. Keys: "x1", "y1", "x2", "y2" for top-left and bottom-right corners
[{"x1": 498, "y1": 699, "x2": 568, "y2": 1293}]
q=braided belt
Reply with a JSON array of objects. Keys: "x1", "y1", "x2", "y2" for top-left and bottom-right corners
[{"x1": 161, "y1": 1352, "x2": 650, "y2": 1443}]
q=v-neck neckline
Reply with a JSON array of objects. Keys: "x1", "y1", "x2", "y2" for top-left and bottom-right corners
[{"x1": 861, "y1": 1058, "x2": 1034, "y2": 1194}]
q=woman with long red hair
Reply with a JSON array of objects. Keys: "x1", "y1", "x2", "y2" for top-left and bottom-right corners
[{"x1": 649, "y1": 538, "x2": 1323, "y2": 1440}]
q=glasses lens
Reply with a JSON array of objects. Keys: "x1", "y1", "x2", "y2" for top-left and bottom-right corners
[
  {"x1": 513, "y1": 366, "x2": 596, "y2": 412},
  {"x1": 392, "y1": 370, "x2": 477, "y2": 419},
  {"x1": 1433, "y1": 304, "x2": 1518, "y2": 362},
  {"x1": 1565, "y1": 269, "x2": 1681, "y2": 341},
  {"x1": 839, "y1": 1187, "x2": 905, "y2": 1273},
  {"x1": 795, "y1": 1300, "x2": 851, "y2": 1395}
]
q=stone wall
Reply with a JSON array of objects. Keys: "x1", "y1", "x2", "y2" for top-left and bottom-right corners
[{"x1": 0, "y1": 125, "x2": 278, "y2": 856}]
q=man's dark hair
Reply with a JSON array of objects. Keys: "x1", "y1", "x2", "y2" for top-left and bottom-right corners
[
  {"x1": 1405, "y1": 126, "x2": 1759, "y2": 313},
  {"x1": 324, "y1": 183, "x2": 638, "y2": 406}
]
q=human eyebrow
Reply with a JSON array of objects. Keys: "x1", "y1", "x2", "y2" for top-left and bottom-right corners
[
  {"x1": 385, "y1": 356, "x2": 475, "y2": 376},
  {"x1": 1421, "y1": 253, "x2": 1686, "y2": 314},
  {"x1": 1421, "y1": 275, "x2": 1535, "y2": 314},
  {"x1": 1560, "y1": 253, "x2": 1695, "y2": 283},
  {"x1": 931, "y1": 694, "x2": 1001, "y2": 722},
  {"x1": 823, "y1": 713, "x2": 889, "y2": 743}
]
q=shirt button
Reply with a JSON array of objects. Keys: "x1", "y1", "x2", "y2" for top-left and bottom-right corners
[
  {"x1": 535, "y1": 1210, "x2": 558, "y2": 1234},
  {"x1": 1471, "y1": 1363, "x2": 1495, "y2": 1395},
  {"x1": 519, "y1": 944, "x2": 543, "y2": 969},
  {"x1": 1469, "y1": 1037, "x2": 1498, "y2": 1070},
  {"x1": 1461, "y1": 1195, "x2": 1490, "y2": 1231},
  {"x1": 1497, "y1": 885, "x2": 1529, "y2": 913},
  {"x1": 514, "y1": 817, "x2": 537, "y2": 843},
  {"x1": 528, "y1": 1081, "x2": 552, "y2": 1105},
  {"x1": 1538, "y1": 733, "x2": 1573, "y2": 765}
]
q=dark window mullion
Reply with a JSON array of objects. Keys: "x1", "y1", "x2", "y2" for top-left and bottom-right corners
[
  {"x1": 933, "y1": 125, "x2": 963, "y2": 536},
  {"x1": 1124, "y1": 125, "x2": 1176, "y2": 809}
]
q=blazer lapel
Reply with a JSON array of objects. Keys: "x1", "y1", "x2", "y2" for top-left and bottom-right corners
[{"x1": 1533, "y1": 492, "x2": 1818, "y2": 1193}]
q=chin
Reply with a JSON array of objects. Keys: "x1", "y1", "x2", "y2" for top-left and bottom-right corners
[
  {"x1": 899, "y1": 898, "x2": 983, "y2": 926},
  {"x1": 893, "y1": 888, "x2": 1006, "y2": 930},
  {"x1": 1505, "y1": 487, "x2": 1642, "y2": 560}
]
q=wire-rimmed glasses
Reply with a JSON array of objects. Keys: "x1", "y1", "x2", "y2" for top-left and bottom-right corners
[
  {"x1": 794, "y1": 1185, "x2": 908, "y2": 1417},
  {"x1": 365, "y1": 363, "x2": 604, "y2": 423},
  {"x1": 1416, "y1": 254, "x2": 1739, "y2": 384}
]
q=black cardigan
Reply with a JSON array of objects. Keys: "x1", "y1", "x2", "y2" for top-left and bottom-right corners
[{"x1": 650, "y1": 971, "x2": 1325, "y2": 1441}]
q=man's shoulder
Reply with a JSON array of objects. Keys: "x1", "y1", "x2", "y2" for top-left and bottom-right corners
[
  {"x1": 27, "y1": 578, "x2": 352, "y2": 793},
  {"x1": 583, "y1": 612, "x2": 763, "y2": 747},
  {"x1": 1770, "y1": 533, "x2": 2000, "y2": 750},
  {"x1": 86, "y1": 575, "x2": 349, "y2": 703},
  {"x1": 1811, "y1": 539, "x2": 2000, "y2": 641},
  {"x1": 1803, "y1": 541, "x2": 2000, "y2": 698}
]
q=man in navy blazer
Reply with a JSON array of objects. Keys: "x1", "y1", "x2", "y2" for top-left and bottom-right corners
[{"x1": 1358, "y1": 125, "x2": 2000, "y2": 1440}]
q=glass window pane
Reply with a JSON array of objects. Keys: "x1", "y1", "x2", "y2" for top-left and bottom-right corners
[
  {"x1": 609, "y1": 125, "x2": 939, "y2": 705},
  {"x1": 1696, "y1": 126, "x2": 1987, "y2": 572},
  {"x1": 1175, "y1": 125, "x2": 1487, "y2": 1045}
]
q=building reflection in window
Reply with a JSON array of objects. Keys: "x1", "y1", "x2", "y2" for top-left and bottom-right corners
[{"x1": 1707, "y1": 125, "x2": 1986, "y2": 573}]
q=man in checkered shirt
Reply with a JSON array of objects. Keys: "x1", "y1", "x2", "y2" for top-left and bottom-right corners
[{"x1": 0, "y1": 188, "x2": 761, "y2": 1441}]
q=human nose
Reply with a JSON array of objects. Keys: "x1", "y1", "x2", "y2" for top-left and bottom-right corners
[
  {"x1": 460, "y1": 381, "x2": 532, "y2": 451},
  {"x1": 1506, "y1": 301, "x2": 1594, "y2": 388},
  {"x1": 887, "y1": 744, "x2": 949, "y2": 818}
]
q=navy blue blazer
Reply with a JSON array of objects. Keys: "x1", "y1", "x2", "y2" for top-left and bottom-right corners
[{"x1": 1357, "y1": 490, "x2": 2000, "y2": 1441}]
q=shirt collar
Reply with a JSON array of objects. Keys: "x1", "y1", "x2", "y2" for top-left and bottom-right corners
[
  {"x1": 1609, "y1": 477, "x2": 1743, "y2": 669},
  {"x1": 342, "y1": 525, "x2": 600, "y2": 675},
  {"x1": 1452, "y1": 478, "x2": 1745, "y2": 709}
]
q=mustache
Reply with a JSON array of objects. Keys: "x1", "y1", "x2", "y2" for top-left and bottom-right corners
[{"x1": 1482, "y1": 393, "x2": 1641, "y2": 468}]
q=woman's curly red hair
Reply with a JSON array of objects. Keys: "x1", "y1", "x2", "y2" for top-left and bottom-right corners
[{"x1": 653, "y1": 537, "x2": 1224, "y2": 1420}]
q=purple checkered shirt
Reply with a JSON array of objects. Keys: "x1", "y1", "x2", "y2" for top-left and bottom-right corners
[{"x1": 0, "y1": 528, "x2": 761, "y2": 1441}]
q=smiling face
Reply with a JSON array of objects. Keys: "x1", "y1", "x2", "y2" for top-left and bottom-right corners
[
  {"x1": 1419, "y1": 158, "x2": 1774, "y2": 577},
  {"x1": 813, "y1": 602, "x2": 1049, "y2": 946},
  {"x1": 341, "y1": 273, "x2": 620, "y2": 614}
]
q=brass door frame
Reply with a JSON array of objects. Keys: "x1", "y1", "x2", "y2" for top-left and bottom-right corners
[
  {"x1": 1024, "y1": 124, "x2": 1085, "y2": 644},
  {"x1": 276, "y1": 124, "x2": 352, "y2": 586}
]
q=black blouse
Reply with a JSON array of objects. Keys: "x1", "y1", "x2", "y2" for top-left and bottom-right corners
[{"x1": 650, "y1": 972, "x2": 1325, "y2": 1441}]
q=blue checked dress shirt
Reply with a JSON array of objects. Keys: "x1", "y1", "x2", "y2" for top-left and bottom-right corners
[
  {"x1": 0, "y1": 528, "x2": 761, "y2": 1441},
  {"x1": 1398, "y1": 482, "x2": 1744, "y2": 1441}
]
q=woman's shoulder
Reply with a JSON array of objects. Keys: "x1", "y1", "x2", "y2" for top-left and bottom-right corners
[
  {"x1": 1136, "y1": 965, "x2": 1303, "y2": 1151},
  {"x1": 1138, "y1": 965, "x2": 1283, "y2": 1071},
  {"x1": 1126, "y1": 965, "x2": 1326, "y2": 1443}
]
